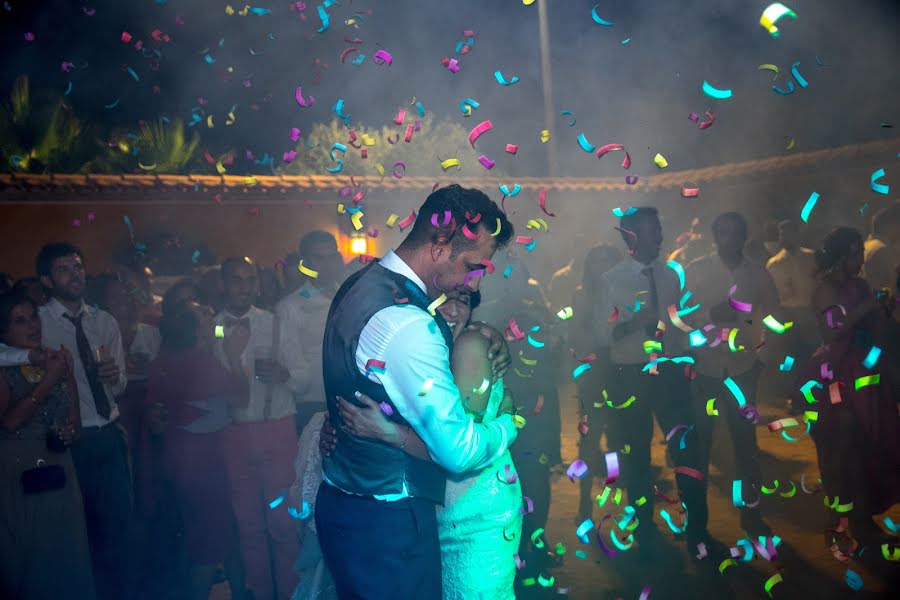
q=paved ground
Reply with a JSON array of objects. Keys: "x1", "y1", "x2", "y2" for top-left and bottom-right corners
[
  {"x1": 213, "y1": 380, "x2": 899, "y2": 600},
  {"x1": 527, "y1": 382, "x2": 899, "y2": 600}
]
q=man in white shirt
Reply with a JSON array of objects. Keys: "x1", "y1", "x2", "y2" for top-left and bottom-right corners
[
  {"x1": 275, "y1": 230, "x2": 345, "y2": 436},
  {"x1": 594, "y1": 207, "x2": 711, "y2": 559},
  {"x1": 687, "y1": 212, "x2": 780, "y2": 536},
  {"x1": 316, "y1": 185, "x2": 519, "y2": 599},
  {"x1": 214, "y1": 257, "x2": 298, "y2": 600},
  {"x1": 0, "y1": 243, "x2": 132, "y2": 600}
]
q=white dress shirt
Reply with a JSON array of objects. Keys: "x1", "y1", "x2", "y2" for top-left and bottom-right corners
[
  {"x1": 595, "y1": 256, "x2": 683, "y2": 365},
  {"x1": 0, "y1": 298, "x2": 127, "y2": 428},
  {"x1": 274, "y1": 281, "x2": 333, "y2": 406},
  {"x1": 126, "y1": 322, "x2": 161, "y2": 382},
  {"x1": 766, "y1": 247, "x2": 816, "y2": 308},
  {"x1": 687, "y1": 253, "x2": 780, "y2": 378},
  {"x1": 212, "y1": 305, "x2": 295, "y2": 423},
  {"x1": 331, "y1": 250, "x2": 517, "y2": 500}
]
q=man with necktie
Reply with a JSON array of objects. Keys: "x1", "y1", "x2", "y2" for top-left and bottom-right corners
[{"x1": 594, "y1": 208, "x2": 712, "y2": 562}]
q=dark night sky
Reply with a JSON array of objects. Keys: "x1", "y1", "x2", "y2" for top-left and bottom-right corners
[{"x1": 1, "y1": 0, "x2": 899, "y2": 177}]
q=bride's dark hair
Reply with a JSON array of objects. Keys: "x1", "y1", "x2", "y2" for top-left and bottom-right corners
[{"x1": 814, "y1": 227, "x2": 862, "y2": 277}]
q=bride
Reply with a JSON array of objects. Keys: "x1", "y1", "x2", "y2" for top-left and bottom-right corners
[{"x1": 289, "y1": 288, "x2": 522, "y2": 600}]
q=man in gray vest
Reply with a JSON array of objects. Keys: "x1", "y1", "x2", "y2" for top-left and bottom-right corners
[{"x1": 316, "y1": 185, "x2": 518, "y2": 598}]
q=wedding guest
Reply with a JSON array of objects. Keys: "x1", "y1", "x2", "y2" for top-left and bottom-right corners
[
  {"x1": 793, "y1": 227, "x2": 900, "y2": 545},
  {"x1": 0, "y1": 243, "x2": 132, "y2": 600},
  {"x1": 687, "y1": 212, "x2": 779, "y2": 537},
  {"x1": 595, "y1": 207, "x2": 711, "y2": 559},
  {"x1": 0, "y1": 294, "x2": 95, "y2": 599},
  {"x1": 570, "y1": 243, "x2": 622, "y2": 523},
  {"x1": 11, "y1": 276, "x2": 49, "y2": 306},
  {"x1": 275, "y1": 231, "x2": 346, "y2": 435},
  {"x1": 215, "y1": 257, "x2": 300, "y2": 600},
  {"x1": 864, "y1": 202, "x2": 900, "y2": 292},
  {"x1": 148, "y1": 298, "x2": 249, "y2": 600}
]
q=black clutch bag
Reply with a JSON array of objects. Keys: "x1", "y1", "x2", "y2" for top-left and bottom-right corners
[{"x1": 21, "y1": 463, "x2": 66, "y2": 495}]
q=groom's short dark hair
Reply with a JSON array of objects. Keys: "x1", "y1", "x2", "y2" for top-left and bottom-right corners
[{"x1": 399, "y1": 185, "x2": 513, "y2": 258}]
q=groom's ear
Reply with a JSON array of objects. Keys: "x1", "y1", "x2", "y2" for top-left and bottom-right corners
[{"x1": 430, "y1": 239, "x2": 449, "y2": 262}]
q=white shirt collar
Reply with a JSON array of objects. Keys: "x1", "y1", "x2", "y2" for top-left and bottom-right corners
[
  {"x1": 47, "y1": 297, "x2": 91, "y2": 320},
  {"x1": 379, "y1": 250, "x2": 427, "y2": 294}
]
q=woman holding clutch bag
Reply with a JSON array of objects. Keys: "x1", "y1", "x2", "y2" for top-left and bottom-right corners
[{"x1": 0, "y1": 293, "x2": 95, "y2": 599}]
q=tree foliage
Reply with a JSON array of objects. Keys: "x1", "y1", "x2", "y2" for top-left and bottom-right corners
[{"x1": 278, "y1": 113, "x2": 504, "y2": 179}]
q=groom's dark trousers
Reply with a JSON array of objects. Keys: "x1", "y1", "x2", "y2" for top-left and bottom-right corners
[{"x1": 316, "y1": 482, "x2": 442, "y2": 599}]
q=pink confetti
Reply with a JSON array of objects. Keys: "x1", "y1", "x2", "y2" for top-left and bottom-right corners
[
  {"x1": 282, "y1": 150, "x2": 297, "y2": 163},
  {"x1": 24, "y1": 32, "x2": 35, "y2": 41},
  {"x1": 566, "y1": 459, "x2": 589, "y2": 481},
  {"x1": 478, "y1": 155, "x2": 496, "y2": 169},
  {"x1": 604, "y1": 452, "x2": 620, "y2": 484},
  {"x1": 289, "y1": 128, "x2": 301, "y2": 142},
  {"x1": 728, "y1": 284, "x2": 753, "y2": 312},
  {"x1": 83, "y1": 7, "x2": 96, "y2": 16},
  {"x1": 87, "y1": 212, "x2": 96, "y2": 222},
  {"x1": 72, "y1": 219, "x2": 81, "y2": 228},
  {"x1": 372, "y1": 49, "x2": 393, "y2": 65},
  {"x1": 379, "y1": 401, "x2": 393, "y2": 416},
  {"x1": 120, "y1": 31, "x2": 132, "y2": 43},
  {"x1": 505, "y1": 144, "x2": 518, "y2": 154},
  {"x1": 294, "y1": 86, "x2": 314, "y2": 107},
  {"x1": 446, "y1": 58, "x2": 459, "y2": 73}
]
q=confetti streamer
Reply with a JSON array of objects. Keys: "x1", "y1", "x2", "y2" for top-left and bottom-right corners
[
  {"x1": 790, "y1": 61, "x2": 808, "y2": 87},
  {"x1": 702, "y1": 80, "x2": 732, "y2": 99},
  {"x1": 566, "y1": 459, "x2": 589, "y2": 481},
  {"x1": 591, "y1": 4, "x2": 615, "y2": 26},
  {"x1": 760, "y1": 3, "x2": 797, "y2": 37},
  {"x1": 572, "y1": 363, "x2": 592, "y2": 379},
  {"x1": 854, "y1": 374, "x2": 879, "y2": 390},
  {"x1": 426, "y1": 293, "x2": 447, "y2": 316},
  {"x1": 494, "y1": 70, "x2": 519, "y2": 85},
  {"x1": 870, "y1": 168, "x2": 889, "y2": 194},
  {"x1": 604, "y1": 451, "x2": 620, "y2": 484},
  {"x1": 763, "y1": 314, "x2": 793, "y2": 333},
  {"x1": 800, "y1": 191, "x2": 820, "y2": 222},
  {"x1": 576, "y1": 133, "x2": 596, "y2": 153},
  {"x1": 468, "y1": 120, "x2": 493, "y2": 146},
  {"x1": 724, "y1": 376, "x2": 747, "y2": 407}
]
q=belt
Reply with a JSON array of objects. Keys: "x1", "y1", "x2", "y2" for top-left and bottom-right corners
[{"x1": 80, "y1": 419, "x2": 119, "y2": 433}]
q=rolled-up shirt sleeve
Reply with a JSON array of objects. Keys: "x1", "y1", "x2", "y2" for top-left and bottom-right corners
[
  {"x1": 0, "y1": 344, "x2": 30, "y2": 366},
  {"x1": 357, "y1": 306, "x2": 517, "y2": 474}
]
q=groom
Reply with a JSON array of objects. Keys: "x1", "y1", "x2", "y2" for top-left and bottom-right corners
[{"x1": 316, "y1": 185, "x2": 519, "y2": 599}]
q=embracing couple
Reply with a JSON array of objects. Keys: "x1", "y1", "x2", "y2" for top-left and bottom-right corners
[{"x1": 315, "y1": 185, "x2": 523, "y2": 599}]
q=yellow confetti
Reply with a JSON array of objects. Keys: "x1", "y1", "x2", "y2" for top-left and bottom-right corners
[
  {"x1": 375, "y1": 163, "x2": 385, "y2": 178},
  {"x1": 785, "y1": 137, "x2": 796, "y2": 150},
  {"x1": 137, "y1": 162, "x2": 157, "y2": 171},
  {"x1": 540, "y1": 129, "x2": 551, "y2": 143},
  {"x1": 298, "y1": 260, "x2": 319, "y2": 278},
  {"x1": 654, "y1": 153, "x2": 668, "y2": 168},
  {"x1": 386, "y1": 214, "x2": 400, "y2": 227},
  {"x1": 556, "y1": 306, "x2": 574, "y2": 320},
  {"x1": 350, "y1": 211, "x2": 364, "y2": 231},
  {"x1": 225, "y1": 5, "x2": 235, "y2": 16},
  {"x1": 225, "y1": 111, "x2": 236, "y2": 126},
  {"x1": 207, "y1": 115, "x2": 214, "y2": 128},
  {"x1": 337, "y1": 203, "x2": 346, "y2": 214},
  {"x1": 427, "y1": 293, "x2": 447, "y2": 316},
  {"x1": 519, "y1": 351, "x2": 538, "y2": 366},
  {"x1": 706, "y1": 398, "x2": 719, "y2": 416},
  {"x1": 214, "y1": 325, "x2": 225, "y2": 338},
  {"x1": 757, "y1": 63, "x2": 780, "y2": 80},
  {"x1": 538, "y1": 453, "x2": 549, "y2": 464},
  {"x1": 244, "y1": 177, "x2": 257, "y2": 186},
  {"x1": 361, "y1": 134, "x2": 376, "y2": 146},
  {"x1": 523, "y1": 0, "x2": 536, "y2": 5},
  {"x1": 215, "y1": 161, "x2": 226, "y2": 175},
  {"x1": 440, "y1": 158, "x2": 461, "y2": 171},
  {"x1": 513, "y1": 415, "x2": 527, "y2": 428}
]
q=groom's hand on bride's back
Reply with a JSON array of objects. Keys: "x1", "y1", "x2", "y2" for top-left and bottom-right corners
[{"x1": 465, "y1": 321, "x2": 510, "y2": 383}]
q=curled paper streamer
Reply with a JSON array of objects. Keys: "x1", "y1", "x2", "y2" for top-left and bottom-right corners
[
  {"x1": 591, "y1": 4, "x2": 615, "y2": 26},
  {"x1": 298, "y1": 260, "x2": 319, "y2": 278},
  {"x1": 702, "y1": 80, "x2": 732, "y2": 99},
  {"x1": 494, "y1": 70, "x2": 519, "y2": 85},
  {"x1": 870, "y1": 168, "x2": 889, "y2": 195},
  {"x1": 468, "y1": 120, "x2": 493, "y2": 146},
  {"x1": 800, "y1": 191, "x2": 820, "y2": 222},
  {"x1": 372, "y1": 49, "x2": 393, "y2": 65},
  {"x1": 604, "y1": 452, "x2": 620, "y2": 484},
  {"x1": 566, "y1": 459, "x2": 589, "y2": 481},
  {"x1": 760, "y1": 3, "x2": 797, "y2": 37}
]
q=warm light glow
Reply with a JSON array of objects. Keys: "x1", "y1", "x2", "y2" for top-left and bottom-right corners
[{"x1": 350, "y1": 237, "x2": 368, "y2": 255}]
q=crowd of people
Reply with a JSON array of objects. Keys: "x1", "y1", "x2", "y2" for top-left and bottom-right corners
[{"x1": 0, "y1": 188, "x2": 898, "y2": 600}]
